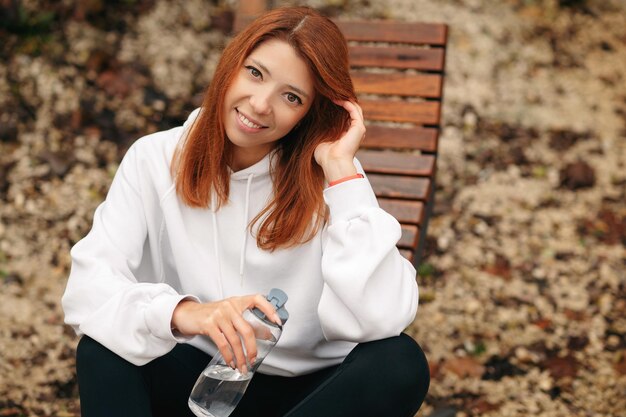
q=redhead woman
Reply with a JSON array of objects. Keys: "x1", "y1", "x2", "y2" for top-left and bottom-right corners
[{"x1": 62, "y1": 6, "x2": 429, "y2": 417}]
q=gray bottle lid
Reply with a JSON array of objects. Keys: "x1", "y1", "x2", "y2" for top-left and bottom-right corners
[{"x1": 252, "y1": 288, "x2": 289, "y2": 326}]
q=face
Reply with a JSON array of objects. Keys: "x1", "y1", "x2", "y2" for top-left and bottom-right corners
[{"x1": 223, "y1": 38, "x2": 315, "y2": 171}]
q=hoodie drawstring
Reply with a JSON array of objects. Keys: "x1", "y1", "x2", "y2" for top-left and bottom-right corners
[
  {"x1": 211, "y1": 195, "x2": 224, "y2": 299},
  {"x1": 240, "y1": 173, "x2": 254, "y2": 286}
]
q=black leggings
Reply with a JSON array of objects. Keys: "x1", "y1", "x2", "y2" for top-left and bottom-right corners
[{"x1": 76, "y1": 333, "x2": 429, "y2": 417}]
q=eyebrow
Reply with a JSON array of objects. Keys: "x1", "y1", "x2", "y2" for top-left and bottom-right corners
[{"x1": 250, "y1": 59, "x2": 310, "y2": 99}]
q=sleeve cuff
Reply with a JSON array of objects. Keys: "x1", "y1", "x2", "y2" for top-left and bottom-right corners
[
  {"x1": 323, "y1": 178, "x2": 378, "y2": 223},
  {"x1": 145, "y1": 293, "x2": 201, "y2": 342}
]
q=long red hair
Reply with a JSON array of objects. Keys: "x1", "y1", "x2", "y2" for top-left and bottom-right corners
[{"x1": 172, "y1": 7, "x2": 356, "y2": 251}]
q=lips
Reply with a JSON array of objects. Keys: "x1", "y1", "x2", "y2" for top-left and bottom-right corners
[{"x1": 236, "y1": 109, "x2": 267, "y2": 129}]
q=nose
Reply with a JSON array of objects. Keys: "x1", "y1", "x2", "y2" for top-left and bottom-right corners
[{"x1": 249, "y1": 90, "x2": 272, "y2": 115}]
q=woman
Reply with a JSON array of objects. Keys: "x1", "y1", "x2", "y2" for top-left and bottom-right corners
[{"x1": 62, "y1": 6, "x2": 429, "y2": 417}]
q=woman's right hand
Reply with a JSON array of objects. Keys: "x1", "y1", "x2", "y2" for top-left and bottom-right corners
[{"x1": 171, "y1": 295, "x2": 281, "y2": 374}]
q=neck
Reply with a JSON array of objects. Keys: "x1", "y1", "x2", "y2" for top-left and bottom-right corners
[{"x1": 230, "y1": 144, "x2": 274, "y2": 172}]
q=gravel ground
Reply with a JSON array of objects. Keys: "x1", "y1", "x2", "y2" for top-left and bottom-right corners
[{"x1": 1, "y1": 0, "x2": 625, "y2": 416}]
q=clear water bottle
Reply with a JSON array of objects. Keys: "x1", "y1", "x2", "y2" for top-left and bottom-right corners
[{"x1": 188, "y1": 288, "x2": 289, "y2": 417}]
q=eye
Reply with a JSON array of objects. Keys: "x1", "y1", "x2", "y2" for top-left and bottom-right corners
[
  {"x1": 246, "y1": 65, "x2": 262, "y2": 79},
  {"x1": 285, "y1": 92, "x2": 302, "y2": 105}
]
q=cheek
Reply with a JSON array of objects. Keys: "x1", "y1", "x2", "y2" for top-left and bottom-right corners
[{"x1": 276, "y1": 109, "x2": 304, "y2": 132}]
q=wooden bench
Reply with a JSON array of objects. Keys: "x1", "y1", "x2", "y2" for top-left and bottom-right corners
[{"x1": 235, "y1": 1, "x2": 448, "y2": 268}]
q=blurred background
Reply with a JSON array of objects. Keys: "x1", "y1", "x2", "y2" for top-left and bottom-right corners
[{"x1": 1, "y1": 0, "x2": 625, "y2": 416}]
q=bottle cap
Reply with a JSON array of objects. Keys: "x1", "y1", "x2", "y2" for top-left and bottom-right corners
[{"x1": 252, "y1": 288, "x2": 289, "y2": 326}]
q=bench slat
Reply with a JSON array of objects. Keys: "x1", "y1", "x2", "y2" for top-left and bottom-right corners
[
  {"x1": 379, "y1": 199, "x2": 424, "y2": 224},
  {"x1": 369, "y1": 174, "x2": 430, "y2": 200},
  {"x1": 360, "y1": 99, "x2": 441, "y2": 125},
  {"x1": 335, "y1": 20, "x2": 447, "y2": 46},
  {"x1": 399, "y1": 224, "x2": 419, "y2": 249},
  {"x1": 361, "y1": 125, "x2": 438, "y2": 152},
  {"x1": 352, "y1": 71, "x2": 442, "y2": 98},
  {"x1": 357, "y1": 150, "x2": 435, "y2": 176},
  {"x1": 349, "y1": 45, "x2": 445, "y2": 71}
]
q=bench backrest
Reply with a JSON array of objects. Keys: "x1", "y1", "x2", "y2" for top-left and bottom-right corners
[{"x1": 235, "y1": 2, "x2": 448, "y2": 267}]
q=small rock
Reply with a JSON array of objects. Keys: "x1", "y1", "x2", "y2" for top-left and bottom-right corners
[
  {"x1": 465, "y1": 299, "x2": 481, "y2": 314},
  {"x1": 515, "y1": 346, "x2": 533, "y2": 362},
  {"x1": 538, "y1": 374, "x2": 553, "y2": 391},
  {"x1": 559, "y1": 161, "x2": 596, "y2": 190},
  {"x1": 606, "y1": 335, "x2": 621, "y2": 350}
]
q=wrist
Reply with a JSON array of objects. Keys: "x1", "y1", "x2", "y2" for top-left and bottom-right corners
[
  {"x1": 171, "y1": 299, "x2": 198, "y2": 334},
  {"x1": 322, "y1": 159, "x2": 357, "y2": 183}
]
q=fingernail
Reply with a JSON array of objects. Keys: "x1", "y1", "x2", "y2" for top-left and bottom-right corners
[
  {"x1": 274, "y1": 315, "x2": 282, "y2": 325},
  {"x1": 229, "y1": 361, "x2": 235, "y2": 369},
  {"x1": 250, "y1": 356, "x2": 256, "y2": 365},
  {"x1": 241, "y1": 365, "x2": 248, "y2": 376}
]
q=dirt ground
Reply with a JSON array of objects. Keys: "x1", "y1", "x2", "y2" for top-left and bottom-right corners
[{"x1": 1, "y1": 0, "x2": 625, "y2": 416}]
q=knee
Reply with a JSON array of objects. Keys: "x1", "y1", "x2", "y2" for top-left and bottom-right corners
[
  {"x1": 353, "y1": 333, "x2": 430, "y2": 412},
  {"x1": 379, "y1": 333, "x2": 430, "y2": 391}
]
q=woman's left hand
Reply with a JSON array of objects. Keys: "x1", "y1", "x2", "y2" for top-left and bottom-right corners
[{"x1": 314, "y1": 100, "x2": 366, "y2": 182}]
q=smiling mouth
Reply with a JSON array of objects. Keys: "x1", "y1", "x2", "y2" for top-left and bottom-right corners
[{"x1": 236, "y1": 109, "x2": 267, "y2": 129}]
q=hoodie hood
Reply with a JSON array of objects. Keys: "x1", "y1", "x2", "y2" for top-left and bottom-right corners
[{"x1": 229, "y1": 151, "x2": 274, "y2": 181}]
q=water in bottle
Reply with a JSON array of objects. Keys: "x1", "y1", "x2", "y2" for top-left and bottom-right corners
[{"x1": 188, "y1": 365, "x2": 253, "y2": 417}]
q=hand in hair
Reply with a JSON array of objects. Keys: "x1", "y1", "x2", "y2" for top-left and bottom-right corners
[
  {"x1": 314, "y1": 100, "x2": 366, "y2": 182},
  {"x1": 170, "y1": 295, "x2": 281, "y2": 374}
]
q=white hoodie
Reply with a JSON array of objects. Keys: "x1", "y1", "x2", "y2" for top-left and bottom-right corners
[{"x1": 62, "y1": 108, "x2": 418, "y2": 377}]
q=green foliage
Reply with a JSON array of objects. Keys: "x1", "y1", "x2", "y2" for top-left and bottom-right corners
[
  {"x1": 418, "y1": 262, "x2": 436, "y2": 278},
  {"x1": 0, "y1": 2, "x2": 59, "y2": 56},
  {"x1": 470, "y1": 340, "x2": 487, "y2": 356},
  {"x1": 532, "y1": 165, "x2": 547, "y2": 179},
  {"x1": 0, "y1": 4, "x2": 57, "y2": 36}
]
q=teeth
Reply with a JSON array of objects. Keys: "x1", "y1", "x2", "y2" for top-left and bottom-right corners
[{"x1": 238, "y1": 112, "x2": 263, "y2": 129}]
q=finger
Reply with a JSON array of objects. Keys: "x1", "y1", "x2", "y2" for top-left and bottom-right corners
[
  {"x1": 250, "y1": 294, "x2": 282, "y2": 326},
  {"x1": 207, "y1": 326, "x2": 236, "y2": 368},
  {"x1": 353, "y1": 102, "x2": 365, "y2": 124},
  {"x1": 332, "y1": 99, "x2": 362, "y2": 122},
  {"x1": 232, "y1": 314, "x2": 258, "y2": 365},
  {"x1": 219, "y1": 321, "x2": 249, "y2": 374},
  {"x1": 343, "y1": 101, "x2": 364, "y2": 126},
  {"x1": 354, "y1": 101, "x2": 364, "y2": 121}
]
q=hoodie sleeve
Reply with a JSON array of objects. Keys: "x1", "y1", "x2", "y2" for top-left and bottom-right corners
[
  {"x1": 318, "y1": 161, "x2": 419, "y2": 343},
  {"x1": 61, "y1": 141, "x2": 199, "y2": 366}
]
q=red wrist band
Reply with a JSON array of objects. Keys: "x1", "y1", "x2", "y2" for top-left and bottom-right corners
[{"x1": 328, "y1": 173, "x2": 364, "y2": 187}]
